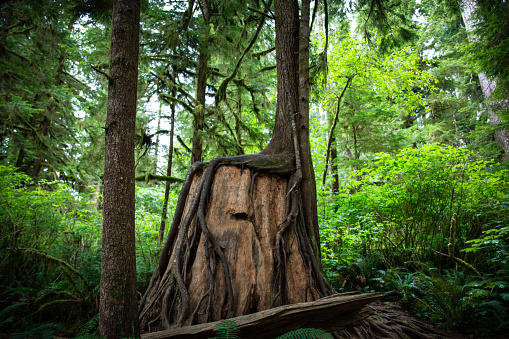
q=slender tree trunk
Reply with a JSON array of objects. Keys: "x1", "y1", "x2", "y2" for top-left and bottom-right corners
[
  {"x1": 298, "y1": 0, "x2": 321, "y2": 262},
  {"x1": 459, "y1": 0, "x2": 509, "y2": 157},
  {"x1": 158, "y1": 66, "x2": 178, "y2": 246},
  {"x1": 153, "y1": 103, "x2": 162, "y2": 174},
  {"x1": 329, "y1": 135, "x2": 339, "y2": 193},
  {"x1": 99, "y1": 0, "x2": 141, "y2": 337},
  {"x1": 31, "y1": 117, "x2": 50, "y2": 180},
  {"x1": 15, "y1": 147, "x2": 25, "y2": 169},
  {"x1": 191, "y1": 0, "x2": 211, "y2": 164},
  {"x1": 236, "y1": 84, "x2": 243, "y2": 155}
]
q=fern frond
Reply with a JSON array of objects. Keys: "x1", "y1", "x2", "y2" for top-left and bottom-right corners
[
  {"x1": 276, "y1": 328, "x2": 333, "y2": 339},
  {"x1": 32, "y1": 298, "x2": 81, "y2": 315},
  {"x1": 76, "y1": 313, "x2": 99, "y2": 336},
  {"x1": 19, "y1": 248, "x2": 92, "y2": 293},
  {"x1": 0, "y1": 302, "x2": 26, "y2": 328},
  {"x1": 212, "y1": 319, "x2": 240, "y2": 339},
  {"x1": 13, "y1": 322, "x2": 65, "y2": 339}
]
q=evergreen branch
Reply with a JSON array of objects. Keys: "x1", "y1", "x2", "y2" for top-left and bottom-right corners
[
  {"x1": 257, "y1": 65, "x2": 277, "y2": 73},
  {"x1": 135, "y1": 173, "x2": 184, "y2": 183},
  {"x1": 215, "y1": 0, "x2": 271, "y2": 103},
  {"x1": 433, "y1": 250, "x2": 481, "y2": 276},
  {"x1": 7, "y1": 26, "x2": 36, "y2": 36},
  {"x1": 247, "y1": 6, "x2": 274, "y2": 20},
  {"x1": 90, "y1": 65, "x2": 112, "y2": 82},
  {"x1": 252, "y1": 47, "x2": 275, "y2": 59},
  {"x1": 159, "y1": 93, "x2": 194, "y2": 113},
  {"x1": 3, "y1": 19, "x2": 30, "y2": 32},
  {"x1": 176, "y1": 135, "x2": 192, "y2": 153},
  {"x1": 5, "y1": 49, "x2": 30, "y2": 63}
]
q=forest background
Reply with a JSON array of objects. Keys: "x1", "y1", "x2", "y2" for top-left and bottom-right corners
[{"x1": 1, "y1": 0, "x2": 509, "y2": 337}]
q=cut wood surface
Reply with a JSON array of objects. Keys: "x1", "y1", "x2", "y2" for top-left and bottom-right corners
[{"x1": 141, "y1": 292, "x2": 382, "y2": 339}]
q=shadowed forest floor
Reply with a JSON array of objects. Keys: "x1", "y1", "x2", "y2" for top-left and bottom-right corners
[{"x1": 364, "y1": 302, "x2": 503, "y2": 339}]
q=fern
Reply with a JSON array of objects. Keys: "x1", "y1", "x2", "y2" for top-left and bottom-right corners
[
  {"x1": 76, "y1": 313, "x2": 99, "y2": 336},
  {"x1": 276, "y1": 328, "x2": 333, "y2": 339},
  {"x1": 210, "y1": 319, "x2": 240, "y2": 339},
  {"x1": 0, "y1": 302, "x2": 26, "y2": 326},
  {"x1": 209, "y1": 319, "x2": 332, "y2": 339},
  {"x1": 13, "y1": 322, "x2": 65, "y2": 339}
]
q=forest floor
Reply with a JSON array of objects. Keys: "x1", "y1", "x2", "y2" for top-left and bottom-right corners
[{"x1": 367, "y1": 301, "x2": 502, "y2": 339}]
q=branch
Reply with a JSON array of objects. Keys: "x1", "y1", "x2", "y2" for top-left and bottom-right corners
[
  {"x1": 215, "y1": 1, "x2": 271, "y2": 104},
  {"x1": 135, "y1": 173, "x2": 184, "y2": 183},
  {"x1": 252, "y1": 47, "x2": 276, "y2": 59},
  {"x1": 177, "y1": 135, "x2": 192, "y2": 153},
  {"x1": 91, "y1": 65, "x2": 113, "y2": 81},
  {"x1": 322, "y1": 75, "x2": 354, "y2": 186}
]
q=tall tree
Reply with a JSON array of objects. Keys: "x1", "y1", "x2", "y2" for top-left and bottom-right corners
[
  {"x1": 139, "y1": 0, "x2": 332, "y2": 330},
  {"x1": 99, "y1": 0, "x2": 141, "y2": 337},
  {"x1": 0, "y1": 0, "x2": 85, "y2": 185},
  {"x1": 459, "y1": 0, "x2": 509, "y2": 157},
  {"x1": 191, "y1": 0, "x2": 210, "y2": 163}
]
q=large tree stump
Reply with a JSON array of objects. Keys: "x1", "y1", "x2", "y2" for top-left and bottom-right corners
[
  {"x1": 139, "y1": 164, "x2": 327, "y2": 331},
  {"x1": 186, "y1": 166, "x2": 312, "y2": 318}
]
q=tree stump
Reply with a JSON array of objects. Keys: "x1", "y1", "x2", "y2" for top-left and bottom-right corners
[{"x1": 139, "y1": 164, "x2": 329, "y2": 331}]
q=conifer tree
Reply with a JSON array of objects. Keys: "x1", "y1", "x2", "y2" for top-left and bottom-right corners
[{"x1": 99, "y1": 0, "x2": 141, "y2": 337}]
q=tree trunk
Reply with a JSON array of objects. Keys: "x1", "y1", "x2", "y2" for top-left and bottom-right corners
[
  {"x1": 158, "y1": 66, "x2": 178, "y2": 246},
  {"x1": 329, "y1": 135, "x2": 339, "y2": 194},
  {"x1": 99, "y1": 0, "x2": 141, "y2": 337},
  {"x1": 31, "y1": 116, "x2": 50, "y2": 180},
  {"x1": 154, "y1": 103, "x2": 163, "y2": 174},
  {"x1": 139, "y1": 0, "x2": 333, "y2": 333},
  {"x1": 459, "y1": 0, "x2": 509, "y2": 157},
  {"x1": 191, "y1": 0, "x2": 211, "y2": 164}
]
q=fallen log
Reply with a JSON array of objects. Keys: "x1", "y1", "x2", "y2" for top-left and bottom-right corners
[{"x1": 141, "y1": 292, "x2": 382, "y2": 339}]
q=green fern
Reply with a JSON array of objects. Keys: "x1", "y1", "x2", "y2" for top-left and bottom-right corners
[
  {"x1": 0, "y1": 302, "x2": 26, "y2": 328},
  {"x1": 209, "y1": 319, "x2": 332, "y2": 339},
  {"x1": 210, "y1": 319, "x2": 240, "y2": 339},
  {"x1": 13, "y1": 322, "x2": 65, "y2": 339},
  {"x1": 275, "y1": 328, "x2": 333, "y2": 339},
  {"x1": 76, "y1": 313, "x2": 99, "y2": 336}
]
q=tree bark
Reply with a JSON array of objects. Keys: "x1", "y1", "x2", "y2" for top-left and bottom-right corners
[
  {"x1": 298, "y1": 0, "x2": 321, "y2": 266},
  {"x1": 191, "y1": 0, "x2": 211, "y2": 164},
  {"x1": 153, "y1": 103, "x2": 163, "y2": 174},
  {"x1": 99, "y1": 0, "x2": 141, "y2": 337},
  {"x1": 459, "y1": 0, "x2": 509, "y2": 157}
]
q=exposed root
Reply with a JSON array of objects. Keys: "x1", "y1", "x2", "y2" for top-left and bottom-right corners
[
  {"x1": 334, "y1": 303, "x2": 449, "y2": 339},
  {"x1": 139, "y1": 152, "x2": 332, "y2": 331}
]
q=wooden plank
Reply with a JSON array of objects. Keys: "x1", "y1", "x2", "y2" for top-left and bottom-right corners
[{"x1": 141, "y1": 292, "x2": 382, "y2": 339}]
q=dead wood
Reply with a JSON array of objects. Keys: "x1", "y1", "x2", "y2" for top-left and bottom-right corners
[
  {"x1": 141, "y1": 292, "x2": 382, "y2": 339},
  {"x1": 139, "y1": 154, "x2": 333, "y2": 331}
]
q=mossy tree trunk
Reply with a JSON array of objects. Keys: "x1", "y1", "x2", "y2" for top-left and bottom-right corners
[
  {"x1": 138, "y1": 0, "x2": 333, "y2": 332},
  {"x1": 191, "y1": 0, "x2": 211, "y2": 164},
  {"x1": 459, "y1": 0, "x2": 509, "y2": 157}
]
